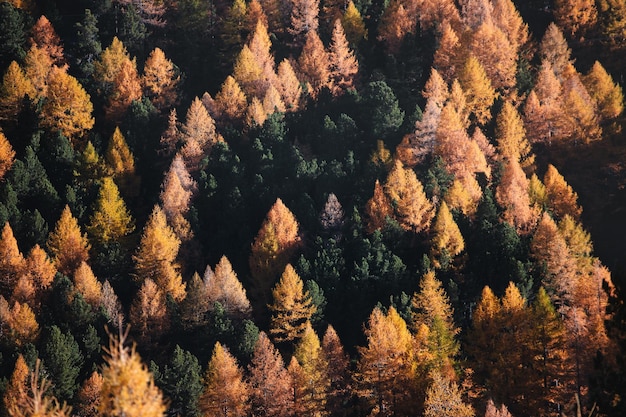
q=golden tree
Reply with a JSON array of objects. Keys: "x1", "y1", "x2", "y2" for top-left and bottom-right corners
[
  {"x1": 495, "y1": 100, "x2": 535, "y2": 169},
  {"x1": 276, "y1": 59, "x2": 302, "y2": 111},
  {"x1": 554, "y1": 0, "x2": 597, "y2": 39},
  {"x1": 47, "y1": 205, "x2": 90, "y2": 276},
  {"x1": 0, "y1": 129, "x2": 15, "y2": 180},
  {"x1": 180, "y1": 97, "x2": 217, "y2": 171},
  {"x1": 129, "y1": 278, "x2": 170, "y2": 347},
  {"x1": 289, "y1": 0, "x2": 320, "y2": 44},
  {"x1": 341, "y1": 1, "x2": 367, "y2": 45},
  {"x1": 30, "y1": 15, "x2": 65, "y2": 66},
  {"x1": 430, "y1": 201, "x2": 464, "y2": 269},
  {"x1": 539, "y1": 23, "x2": 573, "y2": 77},
  {"x1": 207, "y1": 255, "x2": 252, "y2": 317},
  {"x1": 4, "y1": 355, "x2": 30, "y2": 415},
  {"x1": 0, "y1": 222, "x2": 26, "y2": 296},
  {"x1": 73, "y1": 261, "x2": 103, "y2": 308},
  {"x1": 0, "y1": 297, "x2": 40, "y2": 347},
  {"x1": 105, "y1": 127, "x2": 139, "y2": 197},
  {"x1": 94, "y1": 37, "x2": 130, "y2": 91},
  {"x1": 133, "y1": 205, "x2": 186, "y2": 302},
  {"x1": 364, "y1": 180, "x2": 393, "y2": 233},
  {"x1": 458, "y1": 54, "x2": 496, "y2": 125},
  {"x1": 215, "y1": 75, "x2": 248, "y2": 121},
  {"x1": 40, "y1": 66, "x2": 94, "y2": 141},
  {"x1": 88, "y1": 177, "x2": 134, "y2": 243},
  {"x1": 561, "y1": 70, "x2": 602, "y2": 143},
  {"x1": 269, "y1": 264, "x2": 316, "y2": 342},
  {"x1": 495, "y1": 157, "x2": 538, "y2": 235},
  {"x1": 298, "y1": 30, "x2": 330, "y2": 98},
  {"x1": 105, "y1": 57, "x2": 142, "y2": 122},
  {"x1": 377, "y1": 0, "x2": 415, "y2": 54},
  {"x1": 423, "y1": 371, "x2": 474, "y2": 417},
  {"x1": 200, "y1": 342, "x2": 250, "y2": 417},
  {"x1": 142, "y1": 47, "x2": 179, "y2": 111},
  {"x1": 293, "y1": 321, "x2": 330, "y2": 415},
  {"x1": 76, "y1": 371, "x2": 103, "y2": 417},
  {"x1": 0, "y1": 61, "x2": 35, "y2": 121},
  {"x1": 543, "y1": 164, "x2": 582, "y2": 221},
  {"x1": 23, "y1": 45, "x2": 52, "y2": 99},
  {"x1": 432, "y1": 22, "x2": 462, "y2": 82},
  {"x1": 248, "y1": 20, "x2": 276, "y2": 97},
  {"x1": 262, "y1": 84, "x2": 286, "y2": 115},
  {"x1": 470, "y1": 21, "x2": 517, "y2": 93},
  {"x1": 233, "y1": 45, "x2": 264, "y2": 98},
  {"x1": 160, "y1": 162, "x2": 193, "y2": 241},
  {"x1": 583, "y1": 60, "x2": 624, "y2": 120},
  {"x1": 491, "y1": 0, "x2": 528, "y2": 53},
  {"x1": 98, "y1": 328, "x2": 167, "y2": 417},
  {"x1": 246, "y1": 96, "x2": 268, "y2": 127},
  {"x1": 329, "y1": 19, "x2": 358, "y2": 96}
]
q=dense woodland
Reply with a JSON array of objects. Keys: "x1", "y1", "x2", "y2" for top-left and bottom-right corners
[{"x1": 1, "y1": 0, "x2": 626, "y2": 416}]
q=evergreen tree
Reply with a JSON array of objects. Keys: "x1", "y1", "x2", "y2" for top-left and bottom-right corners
[{"x1": 42, "y1": 325, "x2": 84, "y2": 400}]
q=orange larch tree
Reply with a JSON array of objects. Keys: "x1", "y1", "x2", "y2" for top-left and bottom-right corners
[
  {"x1": 364, "y1": 179, "x2": 393, "y2": 233},
  {"x1": 47, "y1": 205, "x2": 90, "y2": 276},
  {"x1": 23, "y1": 45, "x2": 53, "y2": 99},
  {"x1": 470, "y1": 21, "x2": 517, "y2": 94},
  {"x1": 276, "y1": 59, "x2": 302, "y2": 111},
  {"x1": 215, "y1": 75, "x2": 248, "y2": 122},
  {"x1": 142, "y1": 47, "x2": 180, "y2": 112},
  {"x1": 130, "y1": 278, "x2": 171, "y2": 347},
  {"x1": 105, "y1": 57, "x2": 142, "y2": 122},
  {"x1": 180, "y1": 97, "x2": 218, "y2": 171},
  {"x1": 329, "y1": 19, "x2": 358, "y2": 96},
  {"x1": 583, "y1": 60, "x2": 624, "y2": 120},
  {"x1": 262, "y1": 84, "x2": 286, "y2": 115},
  {"x1": 297, "y1": 30, "x2": 330, "y2": 98},
  {"x1": 543, "y1": 164, "x2": 582, "y2": 221},
  {"x1": 0, "y1": 222, "x2": 26, "y2": 297},
  {"x1": 554, "y1": 0, "x2": 597, "y2": 39},
  {"x1": 539, "y1": 23, "x2": 573, "y2": 78},
  {"x1": 30, "y1": 15, "x2": 65, "y2": 66},
  {"x1": 289, "y1": 0, "x2": 320, "y2": 45},
  {"x1": 432, "y1": 22, "x2": 462, "y2": 83},
  {"x1": 0, "y1": 129, "x2": 15, "y2": 180},
  {"x1": 73, "y1": 261, "x2": 102, "y2": 308},
  {"x1": 495, "y1": 157, "x2": 539, "y2": 235}
]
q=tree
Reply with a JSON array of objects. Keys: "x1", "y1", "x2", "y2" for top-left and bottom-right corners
[
  {"x1": 554, "y1": 0, "x2": 597, "y2": 39},
  {"x1": 21, "y1": 50, "x2": 50, "y2": 101},
  {"x1": 384, "y1": 159, "x2": 434, "y2": 233},
  {"x1": 491, "y1": 0, "x2": 528, "y2": 54},
  {"x1": 4, "y1": 355, "x2": 30, "y2": 415},
  {"x1": 47, "y1": 205, "x2": 90, "y2": 276},
  {"x1": 248, "y1": 332, "x2": 293, "y2": 417},
  {"x1": 430, "y1": 201, "x2": 464, "y2": 269},
  {"x1": 30, "y1": 15, "x2": 65, "y2": 66},
  {"x1": 180, "y1": 97, "x2": 217, "y2": 171},
  {"x1": 0, "y1": 222, "x2": 25, "y2": 296},
  {"x1": 247, "y1": 96, "x2": 268, "y2": 127},
  {"x1": 73, "y1": 261, "x2": 103, "y2": 308},
  {"x1": 319, "y1": 192, "x2": 344, "y2": 236},
  {"x1": 539, "y1": 23, "x2": 572, "y2": 77},
  {"x1": 561, "y1": 70, "x2": 602, "y2": 143},
  {"x1": 364, "y1": 180, "x2": 393, "y2": 233},
  {"x1": 105, "y1": 57, "x2": 142, "y2": 122},
  {"x1": 94, "y1": 37, "x2": 131, "y2": 95},
  {"x1": 356, "y1": 306, "x2": 416, "y2": 416},
  {"x1": 329, "y1": 19, "x2": 358, "y2": 96},
  {"x1": 262, "y1": 85, "x2": 286, "y2": 115},
  {"x1": 341, "y1": 1, "x2": 367, "y2": 45},
  {"x1": 88, "y1": 177, "x2": 134, "y2": 244},
  {"x1": 233, "y1": 45, "x2": 264, "y2": 98},
  {"x1": 40, "y1": 67, "x2": 94, "y2": 141},
  {"x1": 495, "y1": 157, "x2": 538, "y2": 235},
  {"x1": 200, "y1": 342, "x2": 250, "y2": 417},
  {"x1": 423, "y1": 371, "x2": 474, "y2": 417},
  {"x1": 269, "y1": 264, "x2": 316, "y2": 342},
  {"x1": 98, "y1": 328, "x2": 167, "y2": 417},
  {"x1": 297, "y1": 30, "x2": 330, "y2": 98},
  {"x1": 0, "y1": 297, "x2": 40, "y2": 347},
  {"x1": 458, "y1": 54, "x2": 496, "y2": 125},
  {"x1": 322, "y1": 325, "x2": 350, "y2": 416},
  {"x1": 130, "y1": 278, "x2": 170, "y2": 347},
  {"x1": 0, "y1": 61, "x2": 35, "y2": 121},
  {"x1": 159, "y1": 109, "x2": 180, "y2": 156},
  {"x1": 249, "y1": 198, "x2": 301, "y2": 311},
  {"x1": 276, "y1": 59, "x2": 302, "y2": 111},
  {"x1": 289, "y1": 0, "x2": 320, "y2": 44},
  {"x1": 470, "y1": 21, "x2": 517, "y2": 93},
  {"x1": 76, "y1": 371, "x2": 103, "y2": 417},
  {"x1": 133, "y1": 205, "x2": 186, "y2": 302},
  {"x1": 207, "y1": 256, "x2": 252, "y2": 317},
  {"x1": 0, "y1": 129, "x2": 15, "y2": 180},
  {"x1": 142, "y1": 47, "x2": 180, "y2": 111},
  {"x1": 248, "y1": 20, "x2": 276, "y2": 97},
  {"x1": 0, "y1": 2, "x2": 26, "y2": 69},
  {"x1": 543, "y1": 164, "x2": 582, "y2": 221},
  {"x1": 154, "y1": 345, "x2": 203, "y2": 417},
  {"x1": 432, "y1": 22, "x2": 462, "y2": 83},
  {"x1": 377, "y1": 0, "x2": 415, "y2": 54},
  {"x1": 215, "y1": 76, "x2": 248, "y2": 121},
  {"x1": 293, "y1": 321, "x2": 329, "y2": 416},
  {"x1": 524, "y1": 63, "x2": 564, "y2": 145},
  {"x1": 583, "y1": 60, "x2": 624, "y2": 120},
  {"x1": 105, "y1": 127, "x2": 139, "y2": 197},
  {"x1": 72, "y1": 9, "x2": 102, "y2": 81},
  {"x1": 221, "y1": 0, "x2": 247, "y2": 63},
  {"x1": 42, "y1": 325, "x2": 84, "y2": 400},
  {"x1": 495, "y1": 101, "x2": 534, "y2": 169},
  {"x1": 484, "y1": 399, "x2": 513, "y2": 417},
  {"x1": 362, "y1": 81, "x2": 404, "y2": 140},
  {"x1": 160, "y1": 162, "x2": 193, "y2": 241},
  {"x1": 246, "y1": 0, "x2": 269, "y2": 33},
  {"x1": 17, "y1": 244, "x2": 56, "y2": 309},
  {"x1": 101, "y1": 280, "x2": 124, "y2": 325}
]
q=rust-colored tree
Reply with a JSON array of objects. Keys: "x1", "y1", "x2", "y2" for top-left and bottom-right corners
[
  {"x1": 30, "y1": 15, "x2": 65, "y2": 66},
  {"x1": 583, "y1": 60, "x2": 624, "y2": 120},
  {"x1": 207, "y1": 255, "x2": 252, "y2": 317},
  {"x1": 297, "y1": 30, "x2": 330, "y2": 98},
  {"x1": 329, "y1": 19, "x2": 358, "y2": 96},
  {"x1": 0, "y1": 222, "x2": 25, "y2": 297},
  {"x1": 543, "y1": 164, "x2": 582, "y2": 221},
  {"x1": 73, "y1": 261, "x2": 103, "y2": 308},
  {"x1": 180, "y1": 97, "x2": 218, "y2": 171}
]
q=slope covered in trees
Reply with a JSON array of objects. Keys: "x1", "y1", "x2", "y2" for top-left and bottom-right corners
[{"x1": 0, "y1": 0, "x2": 625, "y2": 416}]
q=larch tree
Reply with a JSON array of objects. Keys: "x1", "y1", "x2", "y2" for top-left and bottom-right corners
[
  {"x1": 104, "y1": 57, "x2": 142, "y2": 122},
  {"x1": 423, "y1": 371, "x2": 474, "y2": 417},
  {"x1": 133, "y1": 205, "x2": 186, "y2": 302},
  {"x1": 30, "y1": 15, "x2": 65, "y2": 66},
  {"x1": 554, "y1": 0, "x2": 597, "y2": 39},
  {"x1": 495, "y1": 101, "x2": 535, "y2": 169},
  {"x1": 356, "y1": 306, "x2": 416, "y2": 417},
  {"x1": 293, "y1": 321, "x2": 330, "y2": 416},
  {"x1": 287, "y1": 356, "x2": 307, "y2": 416},
  {"x1": 418, "y1": 0, "x2": 461, "y2": 31},
  {"x1": 101, "y1": 280, "x2": 124, "y2": 325},
  {"x1": 297, "y1": 30, "x2": 330, "y2": 98},
  {"x1": 0, "y1": 222, "x2": 26, "y2": 296},
  {"x1": 269, "y1": 264, "x2": 316, "y2": 342},
  {"x1": 262, "y1": 84, "x2": 286, "y2": 115},
  {"x1": 470, "y1": 21, "x2": 517, "y2": 93},
  {"x1": 524, "y1": 64, "x2": 563, "y2": 145},
  {"x1": 23, "y1": 45, "x2": 52, "y2": 99},
  {"x1": 40, "y1": 66, "x2": 94, "y2": 142},
  {"x1": 94, "y1": 37, "x2": 131, "y2": 97},
  {"x1": 180, "y1": 272, "x2": 210, "y2": 330},
  {"x1": 245, "y1": 0, "x2": 269, "y2": 34},
  {"x1": 329, "y1": 19, "x2": 358, "y2": 96},
  {"x1": 215, "y1": 75, "x2": 248, "y2": 122},
  {"x1": 319, "y1": 192, "x2": 345, "y2": 236},
  {"x1": 142, "y1": 47, "x2": 179, "y2": 111},
  {"x1": 539, "y1": 23, "x2": 573, "y2": 78},
  {"x1": 0, "y1": 129, "x2": 15, "y2": 180},
  {"x1": 73, "y1": 261, "x2": 103, "y2": 308},
  {"x1": 377, "y1": 0, "x2": 415, "y2": 54},
  {"x1": 221, "y1": 0, "x2": 247, "y2": 63},
  {"x1": 0, "y1": 61, "x2": 35, "y2": 121},
  {"x1": 491, "y1": 0, "x2": 528, "y2": 54},
  {"x1": 3, "y1": 354, "x2": 30, "y2": 415},
  {"x1": 180, "y1": 97, "x2": 217, "y2": 171},
  {"x1": 76, "y1": 371, "x2": 103, "y2": 417},
  {"x1": 495, "y1": 157, "x2": 538, "y2": 235},
  {"x1": 247, "y1": 331, "x2": 293, "y2": 417},
  {"x1": 430, "y1": 201, "x2": 465, "y2": 269},
  {"x1": 384, "y1": 159, "x2": 435, "y2": 233},
  {"x1": 15, "y1": 244, "x2": 56, "y2": 309},
  {"x1": 105, "y1": 127, "x2": 139, "y2": 197},
  {"x1": 47, "y1": 205, "x2": 90, "y2": 276},
  {"x1": 289, "y1": 0, "x2": 320, "y2": 45},
  {"x1": 364, "y1": 179, "x2": 393, "y2": 233},
  {"x1": 432, "y1": 22, "x2": 462, "y2": 83},
  {"x1": 484, "y1": 399, "x2": 513, "y2": 417},
  {"x1": 88, "y1": 177, "x2": 134, "y2": 244},
  {"x1": 459, "y1": 55, "x2": 496, "y2": 125},
  {"x1": 249, "y1": 198, "x2": 301, "y2": 312},
  {"x1": 0, "y1": 297, "x2": 40, "y2": 347},
  {"x1": 159, "y1": 109, "x2": 180, "y2": 156},
  {"x1": 561, "y1": 69, "x2": 603, "y2": 143},
  {"x1": 341, "y1": 1, "x2": 367, "y2": 46},
  {"x1": 246, "y1": 96, "x2": 267, "y2": 127},
  {"x1": 233, "y1": 45, "x2": 264, "y2": 98},
  {"x1": 207, "y1": 255, "x2": 252, "y2": 317},
  {"x1": 543, "y1": 164, "x2": 582, "y2": 221},
  {"x1": 322, "y1": 325, "x2": 350, "y2": 416},
  {"x1": 248, "y1": 20, "x2": 276, "y2": 97},
  {"x1": 129, "y1": 278, "x2": 170, "y2": 347},
  {"x1": 160, "y1": 161, "x2": 193, "y2": 241},
  {"x1": 276, "y1": 59, "x2": 302, "y2": 111},
  {"x1": 459, "y1": 0, "x2": 493, "y2": 29},
  {"x1": 583, "y1": 60, "x2": 624, "y2": 120},
  {"x1": 98, "y1": 328, "x2": 167, "y2": 417},
  {"x1": 200, "y1": 342, "x2": 250, "y2": 417}
]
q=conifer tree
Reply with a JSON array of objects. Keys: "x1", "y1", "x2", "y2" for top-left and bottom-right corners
[
  {"x1": 269, "y1": 264, "x2": 316, "y2": 342},
  {"x1": 207, "y1": 255, "x2": 252, "y2": 317},
  {"x1": 3, "y1": 354, "x2": 30, "y2": 415},
  {"x1": 262, "y1": 84, "x2": 286, "y2": 115},
  {"x1": 221, "y1": 0, "x2": 247, "y2": 63},
  {"x1": 215, "y1": 75, "x2": 248, "y2": 121},
  {"x1": 105, "y1": 127, "x2": 139, "y2": 197},
  {"x1": 539, "y1": 23, "x2": 572, "y2": 77},
  {"x1": 0, "y1": 222, "x2": 25, "y2": 296},
  {"x1": 289, "y1": 0, "x2": 320, "y2": 44},
  {"x1": 583, "y1": 60, "x2": 624, "y2": 120},
  {"x1": 47, "y1": 205, "x2": 90, "y2": 276},
  {"x1": 423, "y1": 371, "x2": 474, "y2": 417},
  {"x1": 554, "y1": 0, "x2": 597, "y2": 39},
  {"x1": 364, "y1": 180, "x2": 393, "y2": 233},
  {"x1": 495, "y1": 101, "x2": 535, "y2": 169},
  {"x1": 491, "y1": 0, "x2": 528, "y2": 53},
  {"x1": 105, "y1": 57, "x2": 142, "y2": 122},
  {"x1": 180, "y1": 97, "x2": 217, "y2": 171},
  {"x1": 246, "y1": 97, "x2": 268, "y2": 127},
  {"x1": 248, "y1": 20, "x2": 276, "y2": 96},
  {"x1": 430, "y1": 201, "x2": 464, "y2": 269},
  {"x1": 377, "y1": 0, "x2": 415, "y2": 54},
  {"x1": 130, "y1": 278, "x2": 170, "y2": 347},
  {"x1": 40, "y1": 67, "x2": 94, "y2": 141},
  {"x1": 543, "y1": 164, "x2": 582, "y2": 221},
  {"x1": 0, "y1": 129, "x2": 15, "y2": 180},
  {"x1": 160, "y1": 162, "x2": 193, "y2": 241},
  {"x1": 98, "y1": 328, "x2": 167, "y2": 417},
  {"x1": 30, "y1": 15, "x2": 65, "y2": 66},
  {"x1": 23, "y1": 45, "x2": 52, "y2": 99},
  {"x1": 133, "y1": 205, "x2": 186, "y2": 302},
  {"x1": 73, "y1": 261, "x2": 102, "y2": 308},
  {"x1": 432, "y1": 22, "x2": 462, "y2": 83},
  {"x1": 293, "y1": 321, "x2": 330, "y2": 415},
  {"x1": 233, "y1": 45, "x2": 264, "y2": 98},
  {"x1": 76, "y1": 371, "x2": 103, "y2": 417},
  {"x1": 245, "y1": 0, "x2": 269, "y2": 33},
  {"x1": 0, "y1": 61, "x2": 35, "y2": 121},
  {"x1": 0, "y1": 297, "x2": 40, "y2": 347},
  {"x1": 181, "y1": 272, "x2": 211, "y2": 329},
  {"x1": 495, "y1": 157, "x2": 538, "y2": 235},
  {"x1": 329, "y1": 19, "x2": 358, "y2": 96},
  {"x1": 341, "y1": 1, "x2": 367, "y2": 45},
  {"x1": 470, "y1": 22, "x2": 517, "y2": 93},
  {"x1": 200, "y1": 342, "x2": 250, "y2": 417},
  {"x1": 297, "y1": 30, "x2": 330, "y2": 98},
  {"x1": 384, "y1": 159, "x2": 434, "y2": 233},
  {"x1": 561, "y1": 70, "x2": 602, "y2": 143},
  {"x1": 94, "y1": 37, "x2": 131, "y2": 96},
  {"x1": 88, "y1": 177, "x2": 134, "y2": 244},
  {"x1": 142, "y1": 47, "x2": 179, "y2": 111},
  {"x1": 248, "y1": 332, "x2": 293, "y2": 417},
  {"x1": 160, "y1": 109, "x2": 180, "y2": 156},
  {"x1": 459, "y1": 55, "x2": 496, "y2": 125},
  {"x1": 276, "y1": 59, "x2": 302, "y2": 111}
]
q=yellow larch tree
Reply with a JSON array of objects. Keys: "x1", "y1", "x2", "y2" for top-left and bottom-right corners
[
  {"x1": 233, "y1": 45, "x2": 264, "y2": 98},
  {"x1": 384, "y1": 159, "x2": 435, "y2": 233},
  {"x1": 133, "y1": 205, "x2": 186, "y2": 302},
  {"x1": 0, "y1": 222, "x2": 26, "y2": 297},
  {"x1": 98, "y1": 328, "x2": 167, "y2": 417},
  {"x1": 423, "y1": 371, "x2": 474, "y2": 417},
  {"x1": 129, "y1": 278, "x2": 170, "y2": 347},
  {"x1": 0, "y1": 297, "x2": 40, "y2": 347},
  {"x1": 561, "y1": 69, "x2": 602, "y2": 143},
  {"x1": 73, "y1": 261, "x2": 103, "y2": 308},
  {"x1": 105, "y1": 127, "x2": 140, "y2": 197},
  {"x1": 458, "y1": 55, "x2": 496, "y2": 125},
  {"x1": 0, "y1": 61, "x2": 35, "y2": 121},
  {"x1": 207, "y1": 255, "x2": 252, "y2": 317},
  {"x1": 293, "y1": 321, "x2": 330, "y2": 415},
  {"x1": 262, "y1": 84, "x2": 286, "y2": 115},
  {"x1": 491, "y1": 0, "x2": 529, "y2": 54},
  {"x1": 142, "y1": 47, "x2": 180, "y2": 111},
  {"x1": 47, "y1": 205, "x2": 90, "y2": 276},
  {"x1": 0, "y1": 129, "x2": 15, "y2": 180},
  {"x1": 105, "y1": 57, "x2": 142, "y2": 122},
  {"x1": 40, "y1": 66, "x2": 94, "y2": 141},
  {"x1": 30, "y1": 15, "x2": 65, "y2": 66},
  {"x1": 23, "y1": 45, "x2": 53, "y2": 99},
  {"x1": 247, "y1": 97, "x2": 267, "y2": 128},
  {"x1": 3, "y1": 354, "x2": 30, "y2": 415},
  {"x1": 94, "y1": 37, "x2": 130, "y2": 93},
  {"x1": 160, "y1": 163, "x2": 193, "y2": 241},
  {"x1": 470, "y1": 21, "x2": 517, "y2": 93},
  {"x1": 276, "y1": 59, "x2": 302, "y2": 112},
  {"x1": 14, "y1": 244, "x2": 56, "y2": 310},
  {"x1": 215, "y1": 75, "x2": 248, "y2": 122},
  {"x1": 432, "y1": 22, "x2": 462, "y2": 83},
  {"x1": 88, "y1": 177, "x2": 134, "y2": 244},
  {"x1": 543, "y1": 164, "x2": 582, "y2": 221},
  {"x1": 495, "y1": 100, "x2": 535, "y2": 170},
  {"x1": 269, "y1": 264, "x2": 316, "y2": 343},
  {"x1": 248, "y1": 20, "x2": 276, "y2": 97},
  {"x1": 341, "y1": 1, "x2": 367, "y2": 46},
  {"x1": 430, "y1": 201, "x2": 465, "y2": 269},
  {"x1": 583, "y1": 60, "x2": 624, "y2": 120},
  {"x1": 200, "y1": 342, "x2": 250, "y2": 417}
]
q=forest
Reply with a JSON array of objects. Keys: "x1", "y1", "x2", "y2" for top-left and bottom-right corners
[{"x1": 0, "y1": 0, "x2": 626, "y2": 416}]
